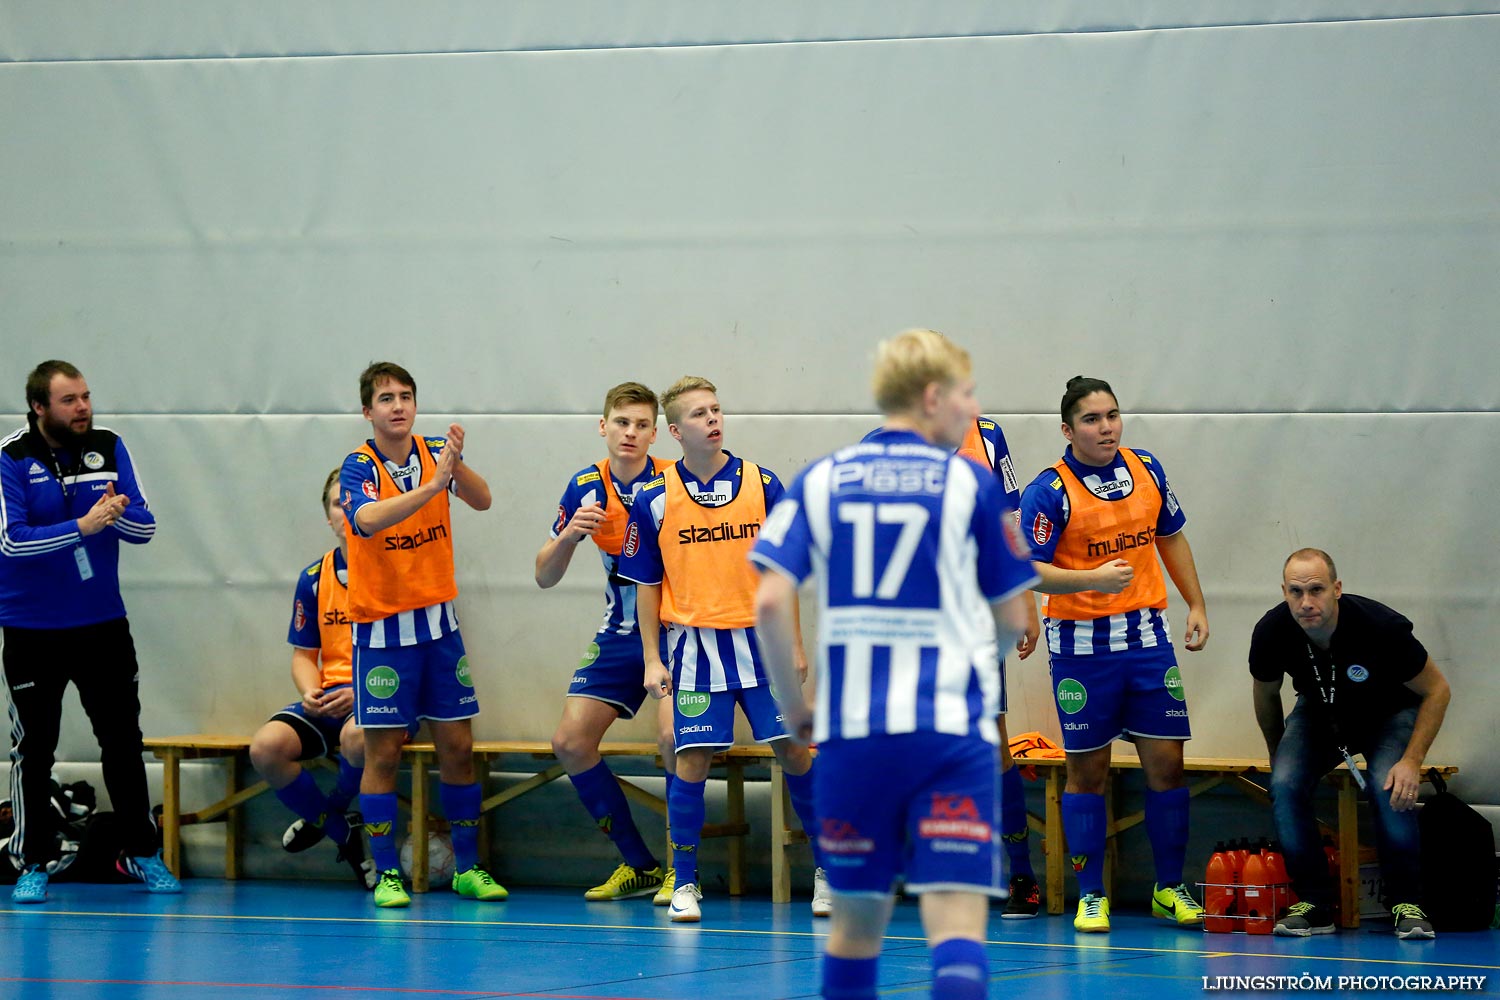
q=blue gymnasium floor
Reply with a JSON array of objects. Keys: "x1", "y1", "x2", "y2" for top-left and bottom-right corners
[{"x1": 2, "y1": 880, "x2": 1494, "y2": 1000}]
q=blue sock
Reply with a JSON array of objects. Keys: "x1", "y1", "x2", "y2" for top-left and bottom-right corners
[
  {"x1": 360, "y1": 792, "x2": 400, "y2": 873},
  {"x1": 441, "y1": 782, "x2": 483, "y2": 874},
  {"x1": 1062, "y1": 791, "x2": 1106, "y2": 896},
  {"x1": 1000, "y1": 764, "x2": 1033, "y2": 877},
  {"x1": 931, "y1": 938, "x2": 988, "y2": 1000},
  {"x1": 668, "y1": 777, "x2": 706, "y2": 885},
  {"x1": 1145, "y1": 786, "x2": 1190, "y2": 887},
  {"x1": 331, "y1": 756, "x2": 362, "y2": 814},
  {"x1": 569, "y1": 760, "x2": 656, "y2": 870},
  {"x1": 783, "y1": 765, "x2": 825, "y2": 869},
  {"x1": 822, "y1": 954, "x2": 878, "y2": 1000},
  {"x1": 274, "y1": 770, "x2": 348, "y2": 844}
]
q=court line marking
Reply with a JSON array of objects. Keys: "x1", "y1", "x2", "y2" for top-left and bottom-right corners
[{"x1": 7, "y1": 908, "x2": 1496, "y2": 972}]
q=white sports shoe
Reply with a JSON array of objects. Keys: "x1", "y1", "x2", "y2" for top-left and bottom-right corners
[
  {"x1": 670, "y1": 881, "x2": 703, "y2": 923},
  {"x1": 811, "y1": 867, "x2": 832, "y2": 918}
]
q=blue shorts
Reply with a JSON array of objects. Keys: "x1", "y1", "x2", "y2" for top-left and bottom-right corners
[
  {"x1": 270, "y1": 683, "x2": 354, "y2": 760},
  {"x1": 815, "y1": 732, "x2": 1001, "y2": 896},
  {"x1": 353, "y1": 631, "x2": 478, "y2": 729},
  {"x1": 673, "y1": 685, "x2": 787, "y2": 751},
  {"x1": 567, "y1": 628, "x2": 665, "y2": 720},
  {"x1": 1048, "y1": 644, "x2": 1191, "y2": 752}
]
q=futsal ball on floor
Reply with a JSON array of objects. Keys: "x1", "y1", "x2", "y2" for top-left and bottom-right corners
[{"x1": 399, "y1": 831, "x2": 456, "y2": 883}]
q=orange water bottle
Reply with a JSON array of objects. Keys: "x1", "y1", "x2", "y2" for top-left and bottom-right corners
[
  {"x1": 1241, "y1": 850, "x2": 1273, "y2": 934},
  {"x1": 1203, "y1": 842, "x2": 1237, "y2": 932},
  {"x1": 1261, "y1": 842, "x2": 1296, "y2": 916}
]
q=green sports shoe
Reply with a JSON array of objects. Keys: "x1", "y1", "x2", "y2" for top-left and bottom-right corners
[
  {"x1": 585, "y1": 862, "x2": 666, "y2": 901},
  {"x1": 373, "y1": 868, "x2": 410, "y2": 908},
  {"x1": 452, "y1": 864, "x2": 509, "y2": 901},
  {"x1": 1151, "y1": 882, "x2": 1205, "y2": 926},
  {"x1": 1075, "y1": 892, "x2": 1110, "y2": 933},
  {"x1": 653, "y1": 867, "x2": 676, "y2": 906}
]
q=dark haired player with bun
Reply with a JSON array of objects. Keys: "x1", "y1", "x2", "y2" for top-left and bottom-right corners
[{"x1": 1019, "y1": 377, "x2": 1210, "y2": 934}]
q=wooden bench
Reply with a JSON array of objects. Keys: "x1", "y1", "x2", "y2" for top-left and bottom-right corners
[
  {"x1": 1016, "y1": 754, "x2": 1458, "y2": 929},
  {"x1": 400, "y1": 741, "x2": 809, "y2": 898},
  {"x1": 143, "y1": 736, "x2": 810, "y2": 901}
]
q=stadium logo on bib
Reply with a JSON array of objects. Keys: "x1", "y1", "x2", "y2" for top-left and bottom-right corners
[
  {"x1": 455, "y1": 656, "x2": 473, "y2": 687},
  {"x1": 1346, "y1": 664, "x2": 1369, "y2": 683},
  {"x1": 82, "y1": 451, "x2": 105, "y2": 470},
  {"x1": 1164, "y1": 665, "x2": 1186, "y2": 701},
  {"x1": 677, "y1": 690, "x2": 711, "y2": 718},
  {"x1": 1056, "y1": 678, "x2": 1088, "y2": 715},
  {"x1": 365, "y1": 666, "x2": 400, "y2": 699},
  {"x1": 580, "y1": 642, "x2": 600, "y2": 668}
]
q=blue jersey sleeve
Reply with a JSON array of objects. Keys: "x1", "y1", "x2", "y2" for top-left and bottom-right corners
[
  {"x1": 1132, "y1": 449, "x2": 1188, "y2": 536},
  {"x1": 551, "y1": 466, "x2": 607, "y2": 539},
  {"x1": 110, "y1": 436, "x2": 156, "y2": 544},
  {"x1": 287, "y1": 560, "x2": 322, "y2": 649},
  {"x1": 0, "y1": 451, "x2": 80, "y2": 556},
  {"x1": 973, "y1": 473, "x2": 1041, "y2": 601},
  {"x1": 616, "y1": 479, "x2": 665, "y2": 585},
  {"x1": 978, "y1": 419, "x2": 1021, "y2": 509},
  {"x1": 759, "y1": 466, "x2": 787, "y2": 509},
  {"x1": 749, "y1": 466, "x2": 814, "y2": 583},
  {"x1": 339, "y1": 451, "x2": 380, "y2": 538},
  {"x1": 1018, "y1": 468, "x2": 1068, "y2": 562}
]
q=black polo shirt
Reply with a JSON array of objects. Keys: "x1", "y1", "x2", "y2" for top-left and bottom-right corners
[{"x1": 1248, "y1": 593, "x2": 1426, "y2": 742}]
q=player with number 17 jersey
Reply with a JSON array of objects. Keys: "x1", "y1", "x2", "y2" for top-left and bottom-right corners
[{"x1": 751, "y1": 433, "x2": 1038, "y2": 746}]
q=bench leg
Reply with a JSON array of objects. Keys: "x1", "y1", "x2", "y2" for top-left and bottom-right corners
[
  {"x1": 159, "y1": 750, "x2": 182, "y2": 878},
  {"x1": 225, "y1": 752, "x2": 242, "y2": 880},
  {"x1": 770, "y1": 762, "x2": 790, "y2": 904},
  {"x1": 1337, "y1": 774, "x2": 1361, "y2": 929},
  {"x1": 727, "y1": 761, "x2": 746, "y2": 897},
  {"x1": 1045, "y1": 768, "x2": 1066, "y2": 915},
  {"x1": 411, "y1": 751, "x2": 431, "y2": 893}
]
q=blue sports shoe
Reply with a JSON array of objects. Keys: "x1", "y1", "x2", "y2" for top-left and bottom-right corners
[
  {"x1": 116, "y1": 851, "x2": 183, "y2": 893},
  {"x1": 11, "y1": 865, "x2": 49, "y2": 903}
]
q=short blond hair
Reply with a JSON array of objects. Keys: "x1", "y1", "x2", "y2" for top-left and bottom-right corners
[
  {"x1": 661, "y1": 376, "x2": 718, "y2": 424},
  {"x1": 872, "y1": 329, "x2": 972, "y2": 414}
]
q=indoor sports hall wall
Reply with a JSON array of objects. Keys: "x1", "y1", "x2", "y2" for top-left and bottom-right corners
[{"x1": 3, "y1": 3, "x2": 1497, "y2": 861}]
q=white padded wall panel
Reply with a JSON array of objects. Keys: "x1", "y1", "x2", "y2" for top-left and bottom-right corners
[{"x1": 4, "y1": 13, "x2": 1497, "y2": 414}]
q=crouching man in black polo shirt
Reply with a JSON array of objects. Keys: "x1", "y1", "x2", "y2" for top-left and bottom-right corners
[{"x1": 1249, "y1": 548, "x2": 1451, "y2": 940}]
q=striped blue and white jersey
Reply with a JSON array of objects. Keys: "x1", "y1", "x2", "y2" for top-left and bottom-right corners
[
  {"x1": 550, "y1": 461, "x2": 663, "y2": 636},
  {"x1": 1019, "y1": 445, "x2": 1186, "y2": 658},
  {"x1": 339, "y1": 437, "x2": 458, "y2": 649},
  {"x1": 750, "y1": 428, "x2": 1038, "y2": 744}
]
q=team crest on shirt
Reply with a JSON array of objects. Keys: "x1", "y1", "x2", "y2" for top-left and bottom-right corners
[
  {"x1": 1032, "y1": 512, "x2": 1053, "y2": 546},
  {"x1": 554, "y1": 504, "x2": 567, "y2": 534},
  {"x1": 82, "y1": 451, "x2": 105, "y2": 470},
  {"x1": 623, "y1": 522, "x2": 640, "y2": 558},
  {"x1": 294, "y1": 599, "x2": 306, "y2": 632},
  {"x1": 1346, "y1": 664, "x2": 1369, "y2": 683},
  {"x1": 362, "y1": 480, "x2": 379, "y2": 500}
]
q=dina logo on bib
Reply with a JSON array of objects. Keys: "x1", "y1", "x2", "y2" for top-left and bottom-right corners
[
  {"x1": 579, "y1": 642, "x2": 600, "y2": 668},
  {"x1": 1346, "y1": 664, "x2": 1369, "y2": 683},
  {"x1": 364, "y1": 666, "x2": 400, "y2": 699},
  {"x1": 82, "y1": 451, "x2": 105, "y2": 470},
  {"x1": 1163, "y1": 665, "x2": 1186, "y2": 702},
  {"x1": 677, "y1": 690, "x2": 711, "y2": 718},
  {"x1": 455, "y1": 656, "x2": 473, "y2": 688},
  {"x1": 1056, "y1": 678, "x2": 1088, "y2": 715}
]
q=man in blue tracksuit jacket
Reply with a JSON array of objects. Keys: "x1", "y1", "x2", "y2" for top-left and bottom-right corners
[{"x1": 0, "y1": 360, "x2": 181, "y2": 902}]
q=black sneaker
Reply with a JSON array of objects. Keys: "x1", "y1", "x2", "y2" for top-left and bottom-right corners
[
  {"x1": 336, "y1": 830, "x2": 377, "y2": 890},
  {"x1": 1274, "y1": 901, "x2": 1336, "y2": 937},
  {"x1": 1002, "y1": 874, "x2": 1041, "y2": 919},
  {"x1": 281, "y1": 818, "x2": 326, "y2": 854},
  {"x1": 1391, "y1": 902, "x2": 1435, "y2": 940}
]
